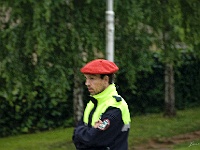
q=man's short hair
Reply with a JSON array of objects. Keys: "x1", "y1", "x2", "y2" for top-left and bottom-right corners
[{"x1": 100, "y1": 74, "x2": 115, "y2": 84}]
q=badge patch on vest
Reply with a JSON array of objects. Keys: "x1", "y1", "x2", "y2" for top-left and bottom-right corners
[{"x1": 97, "y1": 119, "x2": 110, "y2": 130}]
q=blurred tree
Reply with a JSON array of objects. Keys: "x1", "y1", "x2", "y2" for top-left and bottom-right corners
[
  {"x1": 180, "y1": 0, "x2": 200, "y2": 56},
  {"x1": 115, "y1": 0, "x2": 154, "y2": 92},
  {"x1": 71, "y1": 0, "x2": 106, "y2": 125},
  {"x1": 139, "y1": 0, "x2": 200, "y2": 117}
]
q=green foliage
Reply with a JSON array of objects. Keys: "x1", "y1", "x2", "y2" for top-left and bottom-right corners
[
  {"x1": 118, "y1": 51, "x2": 200, "y2": 115},
  {"x1": 0, "y1": 0, "x2": 75, "y2": 136},
  {"x1": 115, "y1": 0, "x2": 154, "y2": 92},
  {"x1": 0, "y1": 0, "x2": 106, "y2": 137},
  {"x1": 0, "y1": 0, "x2": 200, "y2": 137},
  {"x1": 175, "y1": 52, "x2": 200, "y2": 109}
]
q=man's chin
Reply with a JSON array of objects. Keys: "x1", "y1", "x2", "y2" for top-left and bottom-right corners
[
  {"x1": 90, "y1": 92, "x2": 95, "y2": 96},
  {"x1": 89, "y1": 90, "x2": 97, "y2": 95}
]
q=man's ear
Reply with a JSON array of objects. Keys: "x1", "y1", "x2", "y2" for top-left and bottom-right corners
[{"x1": 103, "y1": 75, "x2": 109, "y2": 83}]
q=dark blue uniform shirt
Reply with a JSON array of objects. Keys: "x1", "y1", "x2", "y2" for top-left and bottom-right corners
[{"x1": 73, "y1": 106, "x2": 130, "y2": 150}]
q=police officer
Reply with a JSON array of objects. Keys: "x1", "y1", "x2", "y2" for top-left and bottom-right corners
[{"x1": 73, "y1": 59, "x2": 131, "y2": 150}]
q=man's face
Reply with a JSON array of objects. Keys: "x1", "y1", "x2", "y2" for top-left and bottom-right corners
[{"x1": 84, "y1": 74, "x2": 109, "y2": 95}]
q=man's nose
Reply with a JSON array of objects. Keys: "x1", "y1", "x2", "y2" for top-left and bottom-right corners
[{"x1": 85, "y1": 79, "x2": 89, "y2": 86}]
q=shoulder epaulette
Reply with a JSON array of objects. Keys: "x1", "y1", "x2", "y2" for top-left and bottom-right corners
[{"x1": 113, "y1": 95, "x2": 122, "y2": 102}]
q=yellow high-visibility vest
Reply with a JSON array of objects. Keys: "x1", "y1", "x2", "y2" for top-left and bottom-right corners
[{"x1": 83, "y1": 84, "x2": 131, "y2": 126}]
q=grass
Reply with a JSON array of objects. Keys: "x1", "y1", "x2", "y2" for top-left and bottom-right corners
[
  {"x1": 0, "y1": 107, "x2": 200, "y2": 150},
  {"x1": 0, "y1": 128, "x2": 76, "y2": 150},
  {"x1": 128, "y1": 107, "x2": 200, "y2": 149},
  {"x1": 174, "y1": 139, "x2": 200, "y2": 150}
]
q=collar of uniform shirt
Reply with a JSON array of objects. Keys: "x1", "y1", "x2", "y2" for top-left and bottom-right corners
[{"x1": 92, "y1": 83, "x2": 118, "y2": 103}]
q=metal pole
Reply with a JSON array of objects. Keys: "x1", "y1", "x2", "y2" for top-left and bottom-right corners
[{"x1": 106, "y1": 0, "x2": 115, "y2": 62}]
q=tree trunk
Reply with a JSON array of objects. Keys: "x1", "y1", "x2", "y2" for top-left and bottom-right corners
[
  {"x1": 73, "y1": 69, "x2": 84, "y2": 126},
  {"x1": 164, "y1": 63, "x2": 176, "y2": 117}
]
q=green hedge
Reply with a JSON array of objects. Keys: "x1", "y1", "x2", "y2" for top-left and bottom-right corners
[
  {"x1": 0, "y1": 52, "x2": 200, "y2": 137},
  {"x1": 117, "y1": 52, "x2": 200, "y2": 115}
]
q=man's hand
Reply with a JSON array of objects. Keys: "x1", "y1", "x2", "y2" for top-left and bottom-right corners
[{"x1": 94, "y1": 120, "x2": 103, "y2": 128}]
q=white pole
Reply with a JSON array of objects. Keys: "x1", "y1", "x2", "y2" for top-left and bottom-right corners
[{"x1": 106, "y1": 0, "x2": 115, "y2": 62}]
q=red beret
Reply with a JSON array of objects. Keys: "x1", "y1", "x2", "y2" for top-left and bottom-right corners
[{"x1": 80, "y1": 59, "x2": 119, "y2": 74}]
